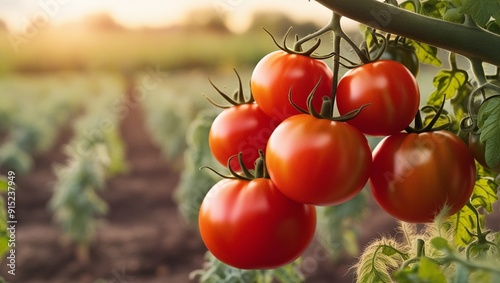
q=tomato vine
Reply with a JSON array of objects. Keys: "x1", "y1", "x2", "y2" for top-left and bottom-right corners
[{"x1": 181, "y1": 0, "x2": 500, "y2": 282}]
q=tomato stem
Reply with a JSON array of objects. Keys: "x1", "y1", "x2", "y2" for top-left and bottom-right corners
[
  {"x1": 254, "y1": 150, "x2": 270, "y2": 179},
  {"x1": 330, "y1": 14, "x2": 370, "y2": 65},
  {"x1": 413, "y1": 110, "x2": 423, "y2": 130},
  {"x1": 200, "y1": 166, "x2": 237, "y2": 180},
  {"x1": 406, "y1": 94, "x2": 450, "y2": 133},
  {"x1": 469, "y1": 57, "x2": 487, "y2": 86},
  {"x1": 449, "y1": 52, "x2": 458, "y2": 71},
  {"x1": 315, "y1": 0, "x2": 500, "y2": 66},
  {"x1": 235, "y1": 153, "x2": 255, "y2": 179},
  {"x1": 416, "y1": 238, "x2": 425, "y2": 257},
  {"x1": 263, "y1": 27, "x2": 331, "y2": 59},
  {"x1": 201, "y1": 152, "x2": 271, "y2": 181},
  {"x1": 319, "y1": 96, "x2": 333, "y2": 117},
  {"x1": 205, "y1": 69, "x2": 253, "y2": 108},
  {"x1": 330, "y1": 12, "x2": 341, "y2": 110},
  {"x1": 288, "y1": 87, "x2": 310, "y2": 115},
  {"x1": 368, "y1": 32, "x2": 389, "y2": 61}
]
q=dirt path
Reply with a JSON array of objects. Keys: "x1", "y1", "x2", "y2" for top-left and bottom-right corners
[{"x1": 0, "y1": 79, "x2": 206, "y2": 283}]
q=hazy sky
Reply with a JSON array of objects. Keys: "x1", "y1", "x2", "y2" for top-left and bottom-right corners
[{"x1": 0, "y1": 0, "x2": 333, "y2": 32}]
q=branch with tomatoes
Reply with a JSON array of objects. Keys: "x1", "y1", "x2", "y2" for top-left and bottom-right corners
[
  {"x1": 179, "y1": 0, "x2": 500, "y2": 282},
  {"x1": 315, "y1": 0, "x2": 500, "y2": 66}
]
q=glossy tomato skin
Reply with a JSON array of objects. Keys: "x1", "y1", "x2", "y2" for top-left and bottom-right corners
[
  {"x1": 370, "y1": 131, "x2": 476, "y2": 223},
  {"x1": 336, "y1": 60, "x2": 420, "y2": 136},
  {"x1": 266, "y1": 114, "x2": 372, "y2": 206},
  {"x1": 250, "y1": 50, "x2": 333, "y2": 122},
  {"x1": 199, "y1": 178, "x2": 316, "y2": 269},
  {"x1": 209, "y1": 103, "x2": 279, "y2": 170},
  {"x1": 469, "y1": 132, "x2": 500, "y2": 172}
]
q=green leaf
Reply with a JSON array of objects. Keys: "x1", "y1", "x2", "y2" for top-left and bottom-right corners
[
  {"x1": 355, "y1": 239, "x2": 408, "y2": 283},
  {"x1": 393, "y1": 268, "x2": 420, "y2": 283},
  {"x1": 360, "y1": 25, "x2": 376, "y2": 49},
  {"x1": 431, "y1": 237, "x2": 454, "y2": 252},
  {"x1": 451, "y1": 82, "x2": 473, "y2": 122},
  {"x1": 447, "y1": 205, "x2": 484, "y2": 247},
  {"x1": 0, "y1": 177, "x2": 7, "y2": 192},
  {"x1": 470, "y1": 270, "x2": 500, "y2": 283},
  {"x1": 418, "y1": 257, "x2": 447, "y2": 283},
  {"x1": 461, "y1": 0, "x2": 500, "y2": 27},
  {"x1": 454, "y1": 264, "x2": 470, "y2": 283},
  {"x1": 191, "y1": 252, "x2": 304, "y2": 283},
  {"x1": 0, "y1": 197, "x2": 8, "y2": 259},
  {"x1": 422, "y1": 107, "x2": 452, "y2": 129},
  {"x1": 478, "y1": 97, "x2": 500, "y2": 169},
  {"x1": 427, "y1": 69, "x2": 469, "y2": 107},
  {"x1": 273, "y1": 262, "x2": 305, "y2": 283},
  {"x1": 421, "y1": 0, "x2": 448, "y2": 18},
  {"x1": 400, "y1": 1, "x2": 417, "y2": 12},
  {"x1": 409, "y1": 41, "x2": 442, "y2": 66},
  {"x1": 470, "y1": 177, "x2": 499, "y2": 213}
]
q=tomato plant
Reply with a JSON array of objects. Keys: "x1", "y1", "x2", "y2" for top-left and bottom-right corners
[
  {"x1": 336, "y1": 60, "x2": 420, "y2": 136},
  {"x1": 370, "y1": 130, "x2": 476, "y2": 223},
  {"x1": 250, "y1": 50, "x2": 333, "y2": 122},
  {"x1": 185, "y1": 0, "x2": 500, "y2": 281},
  {"x1": 198, "y1": 156, "x2": 316, "y2": 269},
  {"x1": 266, "y1": 114, "x2": 372, "y2": 206}
]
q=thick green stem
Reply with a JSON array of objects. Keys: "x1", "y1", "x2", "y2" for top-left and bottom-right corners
[
  {"x1": 416, "y1": 238, "x2": 425, "y2": 257},
  {"x1": 314, "y1": 0, "x2": 500, "y2": 66},
  {"x1": 449, "y1": 52, "x2": 458, "y2": 71},
  {"x1": 294, "y1": 13, "x2": 336, "y2": 48},
  {"x1": 331, "y1": 13, "x2": 342, "y2": 111},
  {"x1": 331, "y1": 14, "x2": 370, "y2": 64},
  {"x1": 331, "y1": 34, "x2": 341, "y2": 104},
  {"x1": 470, "y1": 58, "x2": 487, "y2": 86}
]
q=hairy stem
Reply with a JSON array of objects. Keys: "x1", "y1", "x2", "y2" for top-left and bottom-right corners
[{"x1": 314, "y1": 0, "x2": 500, "y2": 66}]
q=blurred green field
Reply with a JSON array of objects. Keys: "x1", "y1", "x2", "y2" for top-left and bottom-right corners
[{"x1": 0, "y1": 10, "x2": 324, "y2": 74}]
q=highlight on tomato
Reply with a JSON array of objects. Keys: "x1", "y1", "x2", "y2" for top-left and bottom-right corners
[
  {"x1": 265, "y1": 112, "x2": 372, "y2": 206},
  {"x1": 336, "y1": 60, "x2": 420, "y2": 136},
  {"x1": 369, "y1": 130, "x2": 476, "y2": 223},
  {"x1": 198, "y1": 153, "x2": 317, "y2": 269}
]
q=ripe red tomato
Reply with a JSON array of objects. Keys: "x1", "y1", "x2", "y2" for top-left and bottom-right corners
[
  {"x1": 265, "y1": 114, "x2": 372, "y2": 206},
  {"x1": 209, "y1": 103, "x2": 279, "y2": 170},
  {"x1": 469, "y1": 132, "x2": 500, "y2": 172},
  {"x1": 370, "y1": 131, "x2": 476, "y2": 223},
  {"x1": 336, "y1": 60, "x2": 420, "y2": 136},
  {"x1": 250, "y1": 50, "x2": 333, "y2": 122},
  {"x1": 198, "y1": 178, "x2": 316, "y2": 269}
]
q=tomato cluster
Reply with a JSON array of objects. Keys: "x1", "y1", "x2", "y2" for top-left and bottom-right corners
[{"x1": 199, "y1": 43, "x2": 478, "y2": 269}]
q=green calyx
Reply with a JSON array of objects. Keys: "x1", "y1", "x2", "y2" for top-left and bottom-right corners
[
  {"x1": 205, "y1": 69, "x2": 254, "y2": 108},
  {"x1": 288, "y1": 77, "x2": 370, "y2": 122},
  {"x1": 263, "y1": 27, "x2": 333, "y2": 59},
  {"x1": 406, "y1": 94, "x2": 451, "y2": 133},
  {"x1": 201, "y1": 150, "x2": 270, "y2": 181}
]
